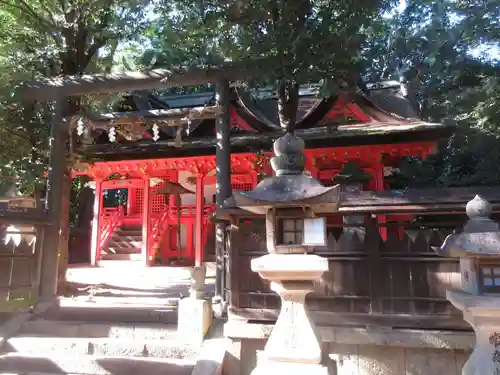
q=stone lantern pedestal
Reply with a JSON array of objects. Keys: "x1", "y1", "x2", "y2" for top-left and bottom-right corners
[
  {"x1": 446, "y1": 290, "x2": 500, "y2": 375},
  {"x1": 435, "y1": 195, "x2": 500, "y2": 375},
  {"x1": 251, "y1": 254, "x2": 329, "y2": 374}
]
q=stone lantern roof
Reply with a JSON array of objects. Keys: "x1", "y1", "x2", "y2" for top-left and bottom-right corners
[
  {"x1": 434, "y1": 195, "x2": 500, "y2": 258},
  {"x1": 232, "y1": 132, "x2": 341, "y2": 215}
]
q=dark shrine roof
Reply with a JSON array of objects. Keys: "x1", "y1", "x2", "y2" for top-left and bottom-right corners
[{"x1": 81, "y1": 81, "x2": 454, "y2": 162}]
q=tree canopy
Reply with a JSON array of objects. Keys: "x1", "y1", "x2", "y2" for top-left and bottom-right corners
[
  {"x1": 0, "y1": 0, "x2": 155, "y2": 193},
  {"x1": 0, "y1": 0, "x2": 499, "y2": 191}
]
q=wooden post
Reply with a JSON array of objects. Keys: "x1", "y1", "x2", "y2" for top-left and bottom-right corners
[
  {"x1": 39, "y1": 99, "x2": 67, "y2": 301},
  {"x1": 366, "y1": 215, "x2": 383, "y2": 313},
  {"x1": 195, "y1": 173, "x2": 205, "y2": 267},
  {"x1": 90, "y1": 179, "x2": 103, "y2": 266},
  {"x1": 141, "y1": 178, "x2": 151, "y2": 266},
  {"x1": 215, "y1": 79, "x2": 231, "y2": 299}
]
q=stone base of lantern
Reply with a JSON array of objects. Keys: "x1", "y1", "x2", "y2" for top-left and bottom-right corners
[
  {"x1": 252, "y1": 353, "x2": 328, "y2": 375},
  {"x1": 250, "y1": 254, "x2": 329, "y2": 375},
  {"x1": 178, "y1": 298, "x2": 213, "y2": 345},
  {"x1": 447, "y1": 288, "x2": 500, "y2": 375}
]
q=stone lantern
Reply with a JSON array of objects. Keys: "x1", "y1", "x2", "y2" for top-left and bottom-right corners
[
  {"x1": 333, "y1": 160, "x2": 372, "y2": 240},
  {"x1": 231, "y1": 132, "x2": 341, "y2": 375},
  {"x1": 434, "y1": 195, "x2": 500, "y2": 375}
]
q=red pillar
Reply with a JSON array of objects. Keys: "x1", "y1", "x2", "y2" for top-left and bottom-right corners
[
  {"x1": 374, "y1": 166, "x2": 388, "y2": 240},
  {"x1": 90, "y1": 179, "x2": 103, "y2": 266},
  {"x1": 169, "y1": 194, "x2": 177, "y2": 250},
  {"x1": 195, "y1": 174, "x2": 204, "y2": 267},
  {"x1": 141, "y1": 179, "x2": 151, "y2": 266}
]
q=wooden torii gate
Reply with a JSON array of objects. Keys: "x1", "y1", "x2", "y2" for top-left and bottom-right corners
[{"x1": 16, "y1": 60, "x2": 265, "y2": 303}]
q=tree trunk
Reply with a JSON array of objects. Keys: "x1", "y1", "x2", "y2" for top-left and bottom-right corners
[{"x1": 277, "y1": 81, "x2": 299, "y2": 132}]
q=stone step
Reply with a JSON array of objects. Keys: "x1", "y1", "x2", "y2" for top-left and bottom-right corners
[
  {"x1": 39, "y1": 301, "x2": 180, "y2": 324},
  {"x1": 114, "y1": 237, "x2": 142, "y2": 244},
  {"x1": 109, "y1": 237, "x2": 142, "y2": 243},
  {"x1": 114, "y1": 229, "x2": 142, "y2": 237},
  {"x1": 103, "y1": 249, "x2": 141, "y2": 255},
  {"x1": 100, "y1": 254, "x2": 143, "y2": 261},
  {"x1": 106, "y1": 245, "x2": 142, "y2": 251},
  {"x1": 0, "y1": 353, "x2": 195, "y2": 375},
  {"x1": 111, "y1": 233, "x2": 142, "y2": 240},
  {"x1": 2, "y1": 336, "x2": 199, "y2": 359},
  {"x1": 19, "y1": 320, "x2": 179, "y2": 340}
]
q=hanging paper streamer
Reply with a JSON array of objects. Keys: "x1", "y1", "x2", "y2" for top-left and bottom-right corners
[
  {"x1": 108, "y1": 126, "x2": 116, "y2": 142},
  {"x1": 152, "y1": 123, "x2": 160, "y2": 141},
  {"x1": 76, "y1": 117, "x2": 85, "y2": 136}
]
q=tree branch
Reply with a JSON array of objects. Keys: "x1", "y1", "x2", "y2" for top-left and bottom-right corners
[
  {"x1": 0, "y1": 125, "x2": 31, "y2": 141},
  {"x1": 1, "y1": 0, "x2": 55, "y2": 31},
  {"x1": 37, "y1": 0, "x2": 60, "y2": 30},
  {"x1": 0, "y1": 0, "x2": 63, "y2": 46}
]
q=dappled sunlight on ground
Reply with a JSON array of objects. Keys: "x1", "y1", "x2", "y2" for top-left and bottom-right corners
[{"x1": 63, "y1": 261, "x2": 215, "y2": 301}]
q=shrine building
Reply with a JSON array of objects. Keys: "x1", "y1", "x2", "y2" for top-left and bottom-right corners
[{"x1": 72, "y1": 81, "x2": 454, "y2": 268}]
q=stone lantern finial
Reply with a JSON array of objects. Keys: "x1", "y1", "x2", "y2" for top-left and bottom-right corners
[
  {"x1": 464, "y1": 195, "x2": 498, "y2": 233},
  {"x1": 270, "y1": 132, "x2": 306, "y2": 176},
  {"x1": 466, "y1": 194, "x2": 492, "y2": 219}
]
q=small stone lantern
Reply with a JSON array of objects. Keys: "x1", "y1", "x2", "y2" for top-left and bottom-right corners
[
  {"x1": 434, "y1": 195, "x2": 500, "y2": 375},
  {"x1": 232, "y1": 132, "x2": 341, "y2": 375},
  {"x1": 333, "y1": 160, "x2": 373, "y2": 240}
]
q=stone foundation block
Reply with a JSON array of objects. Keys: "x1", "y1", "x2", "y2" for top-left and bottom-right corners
[
  {"x1": 252, "y1": 356, "x2": 328, "y2": 375},
  {"x1": 178, "y1": 298, "x2": 213, "y2": 345}
]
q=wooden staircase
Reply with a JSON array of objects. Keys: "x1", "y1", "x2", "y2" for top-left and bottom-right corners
[{"x1": 101, "y1": 225, "x2": 142, "y2": 261}]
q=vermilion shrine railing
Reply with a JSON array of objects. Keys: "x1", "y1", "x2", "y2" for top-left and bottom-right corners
[
  {"x1": 149, "y1": 207, "x2": 172, "y2": 253},
  {"x1": 147, "y1": 204, "x2": 216, "y2": 262},
  {"x1": 99, "y1": 206, "x2": 123, "y2": 250},
  {"x1": 98, "y1": 202, "x2": 216, "y2": 264}
]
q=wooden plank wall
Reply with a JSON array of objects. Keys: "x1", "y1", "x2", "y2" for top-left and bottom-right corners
[
  {"x1": 0, "y1": 224, "x2": 42, "y2": 312},
  {"x1": 226, "y1": 215, "x2": 468, "y2": 330}
]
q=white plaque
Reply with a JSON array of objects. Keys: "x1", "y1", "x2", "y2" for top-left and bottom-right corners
[{"x1": 303, "y1": 217, "x2": 326, "y2": 246}]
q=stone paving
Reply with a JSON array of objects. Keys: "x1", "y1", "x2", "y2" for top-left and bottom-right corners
[{"x1": 0, "y1": 261, "x2": 219, "y2": 375}]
